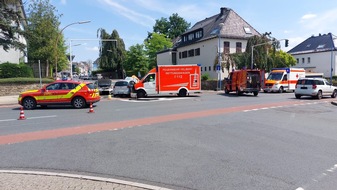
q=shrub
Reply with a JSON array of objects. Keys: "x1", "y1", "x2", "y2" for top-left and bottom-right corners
[
  {"x1": 0, "y1": 62, "x2": 33, "y2": 78},
  {"x1": 201, "y1": 73, "x2": 210, "y2": 81}
]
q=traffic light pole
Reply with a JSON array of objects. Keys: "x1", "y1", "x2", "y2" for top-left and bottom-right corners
[{"x1": 251, "y1": 39, "x2": 288, "y2": 69}]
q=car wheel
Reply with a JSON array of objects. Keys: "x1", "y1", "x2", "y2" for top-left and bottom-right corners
[
  {"x1": 331, "y1": 90, "x2": 337, "y2": 98},
  {"x1": 316, "y1": 91, "x2": 322, "y2": 100},
  {"x1": 295, "y1": 94, "x2": 301, "y2": 99},
  {"x1": 224, "y1": 88, "x2": 229, "y2": 94},
  {"x1": 178, "y1": 89, "x2": 187, "y2": 97},
  {"x1": 23, "y1": 97, "x2": 37, "y2": 110},
  {"x1": 253, "y1": 91, "x2": 258, "y2": 96},
  {"x1": 236, "y1": 87, "x2": 239, "y2": 95},
  {"x1": 72, "y1": 96, "x2": 86, "y2": 109},
  {"x1": 137, "y1": 90, "x2": 146, "y2": 99},
  {"x1": 278, "y1": 86, "x2": 283, "y2": 93}
]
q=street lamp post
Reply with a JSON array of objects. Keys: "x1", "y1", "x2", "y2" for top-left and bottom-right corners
[
  {"x1": 217, "y1": 23, "x2": 224, "y2": 91},
  {"x1": 54, "y1": 20, "x2": 90, "y2": 79},
  {"x1": 69, "y1": 41, "x2": 82, "y2": 79}
]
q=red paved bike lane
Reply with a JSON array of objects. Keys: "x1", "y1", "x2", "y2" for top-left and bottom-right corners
[{"x1": 0, "y1": 100, "x2": 306, "y2": 145}]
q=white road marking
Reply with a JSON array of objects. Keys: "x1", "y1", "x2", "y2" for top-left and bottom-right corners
[
  {"x1": 27, "y1": 115, "x2": 57, "y2": 120},
  {"x1": 0, "y1": 115, "x2": 57, "y2": 122}
]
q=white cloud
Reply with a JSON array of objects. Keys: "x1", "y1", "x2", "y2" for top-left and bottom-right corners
[
  {"x1": 300, "y1": 8, "x2": 337, "y2": 34},
  {"x1": 86, "y1": 46, "x2": 99, "y2": 52},
  {"x1": 301, "y1": 13, "x2": 317, "y2": 20},
  {"x1": 98, "y1": 0, "x2": 156, "y2": 28}
]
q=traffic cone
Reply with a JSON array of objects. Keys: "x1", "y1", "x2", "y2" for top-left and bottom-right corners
[
  {"x1": 88, "y1": 103, "x2": 94, "y2": 113},
  {"x1": 107, "y1": 94, "x2": 112, "y2": 100},
  {"x1": 18, "y1": 106, "x2": 26, "y2": 120}
]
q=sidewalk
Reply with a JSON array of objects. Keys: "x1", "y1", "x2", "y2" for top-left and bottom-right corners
[
  {"x1": 0, "y1": 170, "x2": 171, "y2": 190},
  {"x1": 0, "y1": 95, "x2": 18, "y2": 106}
]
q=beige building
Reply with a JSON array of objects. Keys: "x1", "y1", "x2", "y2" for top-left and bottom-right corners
[{"x1": 157, "y1": 7, "x2": 260, "y2": 80}]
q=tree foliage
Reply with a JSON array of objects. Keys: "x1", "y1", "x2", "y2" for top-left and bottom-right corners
[
  {"x1": 144, "y1": 32, "x2": 172, "y2": 69},
  {"x1": 227, "y1": 34, "x2": 296, "y2": 72},
  {"x1": 124, "y1": 44, "x2": 149, "y2": 77},
  {"x1": 97, "y1": 28, "x2": 126, "y2": 78},
  {"x1": 26, "y1": 0, "x2": 66, "y2": 74},
  {"x1": 153, "y1": 13, "x2": 190, "y2": 40},
  {"x1": 0, "y1": 0, "x2": 26, "y2": 51}
]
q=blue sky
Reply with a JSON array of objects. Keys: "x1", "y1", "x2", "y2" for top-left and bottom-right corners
[{"x1": 51, "y1": 0, "x2": 337, "y2": 63}]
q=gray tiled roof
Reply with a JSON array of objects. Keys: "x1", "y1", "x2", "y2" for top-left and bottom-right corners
[
  {"x1": 175, "y1": 7, "x2": 260, "y2": 48},
  {"x1": 288, "y1": 33, "x2": 336, "y2": 54}
]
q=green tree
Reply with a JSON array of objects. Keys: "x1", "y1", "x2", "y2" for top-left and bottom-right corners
[
  {"x1": 153, "y1": 13, "x2": 190, "y2": 39},
  {"x1": 227, "y1": 33, "x2": 296, "y2": 72},
  {"x1": 144, "y1": 32, "x2": 172, "y2": 69},
  {"x1": 0, "y1": 0, "x2": 26, "y2": 51},
  {"x1": 26, "y1": 0, "x2": 65, "y2": 76},
  {"x1": 124, "y1": 44, "x2": 149, "y2": 77},
  {"x1": 272, "y1": 49, "x2": 297, "y2": 68},
  {"x1": 97, "y1": 28, "x2": 126, "y2": 78}
]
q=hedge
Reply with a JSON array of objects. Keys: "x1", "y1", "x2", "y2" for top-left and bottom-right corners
[{"x1": 0, "y1": 62, "x2": 33, "y2": 78}]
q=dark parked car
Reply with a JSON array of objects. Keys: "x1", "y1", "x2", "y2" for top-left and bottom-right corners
[{"x1": 96, "y1": 79, "x2": 113, "y2": 95}]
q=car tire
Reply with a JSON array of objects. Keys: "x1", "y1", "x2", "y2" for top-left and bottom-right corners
[
  {"x1": 137, "y1": 90, "x2": 146, "y2": 99},
  {"x1": 253, "y1": 91, "x2": 258, "y2": 96},
  {"x1": 178, "y1": 89, "x2": 187, "y2": 97},
  {"x1": 23, "y1": 97, "x2": 37, "y2": 110},
  {"x1": 224, "y1": 88, "x2": 229, "y2": 94},
  {"x1": 316, "y1": 91, "x2": 322, "y2": 100},
  {"x1": 72, "y1": 96, "x2": 86, "y2": 109},
  {"x1": 278, "y1": 86, "x2": 283, "y2": 93},
  {"x1": 295, "y1": 94, "x2": 301, "y2": 99},
  {"x1": 331, "y1": 90, "x2": 337, "y2": 98}
]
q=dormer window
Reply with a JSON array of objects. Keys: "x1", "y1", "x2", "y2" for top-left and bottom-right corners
[
  {"x1": 244, "y1": 27, "x2": 252, "y2": 34},
  {"x1": 317, "y1": 44, "x2": 325, "y2": 49}
]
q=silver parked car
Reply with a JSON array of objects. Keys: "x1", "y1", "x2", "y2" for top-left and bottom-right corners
[
  {"x1": 112, "y1": 80, "x2": 135, "y2": 97},
  {"x1": 294, "y1": 78, "x2": 337, "y2": 99}
]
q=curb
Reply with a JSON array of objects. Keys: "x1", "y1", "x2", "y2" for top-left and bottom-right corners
[
  {"x1": 331, "y1": 101, "x2": 337, "y2": 106},
  {"x1": 0, "y1": 170, "x2": 172, "y2": 190}
]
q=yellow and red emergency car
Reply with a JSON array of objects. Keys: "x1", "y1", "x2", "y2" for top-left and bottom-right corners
[{"x1": 18, "y1": 80, "x2": 100, "y2": 109}]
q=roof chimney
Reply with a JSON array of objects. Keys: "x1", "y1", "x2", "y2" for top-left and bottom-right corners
[{"x1": 220, "y1": 7, "x2": 228, "y2": 14}]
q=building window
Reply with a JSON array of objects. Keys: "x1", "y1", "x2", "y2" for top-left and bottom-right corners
[
  {"x1": 204, "y1": 67, "x2": 207, "y2": 71},
  {"x1": 296, "y1": 58, "x2": 299, "y2": 64},
  {"x1": 209, "y1": 66, "x2": 211, "y2": 71},
  {"x1": 188, "y1": 33, "x2": 194, "y2": 41},
  {"x1": 201, "y1": 67, "x2": 203, "y2": 71},
  {"x1": 179, "y1": 52, "x2": 182, "y2": 59},
  {"x1": 183, "y1": 36, "x2": 187, "y2": 42},
  {"x1": 307, "y1": 57, "x2": 310, "y2": 64},
  {"x1": 172, "y1": 52, "x2": 177, "y2": 65},
  {"x1": 213, "y1": 66, "x2": 216, "y2": 71},
  {"x1": 302, "y1": 58, "x2": 305, "y2": 64},
  {"x1": 188, "y1": 49, "x2": 194, "y2": 57},
  {"x1": 195, "y1": 30, "x2": 203, "y2": 38},
  {"x1": 224, "y1": 41, "x2": 230, "y2": 54},
  {"x1": 244, "y1": 27, "x2": 252, "y2": 34},
  {"x1": 182, "y1": 51, "x2": 187, "y2": 58},
  {"x1": 236, "y1": 42, "x2": 242, "y2": 53},
  {"x1": 195, "y1": 48, "x2": 200, "y2": 56}
]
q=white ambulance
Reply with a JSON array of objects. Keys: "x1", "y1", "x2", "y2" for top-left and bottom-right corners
[{"x1": 264, "y1": 68, "x2": 305, "y2": 93}]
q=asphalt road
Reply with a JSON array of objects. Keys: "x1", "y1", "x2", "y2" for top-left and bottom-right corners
[{"x1": 0, "y1": 92, "x2": 337, "y2": 190}]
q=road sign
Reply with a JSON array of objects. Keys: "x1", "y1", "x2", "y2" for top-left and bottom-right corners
[
  {"x1": 216, "y1": 65, "x2": 221, "y2": 71},
  {"x1": 286, "y1": 68, "x2": 290, "y2": 73}
]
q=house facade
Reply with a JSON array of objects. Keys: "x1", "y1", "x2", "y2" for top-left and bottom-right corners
[
  {"x1": 157, "y1": 7, "x2": 260, "y2": 79},
  {"x1": 0, "y1": 0, "x2": 27, "y2": 64},
  {"x1": 288, "y1": 33, "x2": 337, "y2": 78}
]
